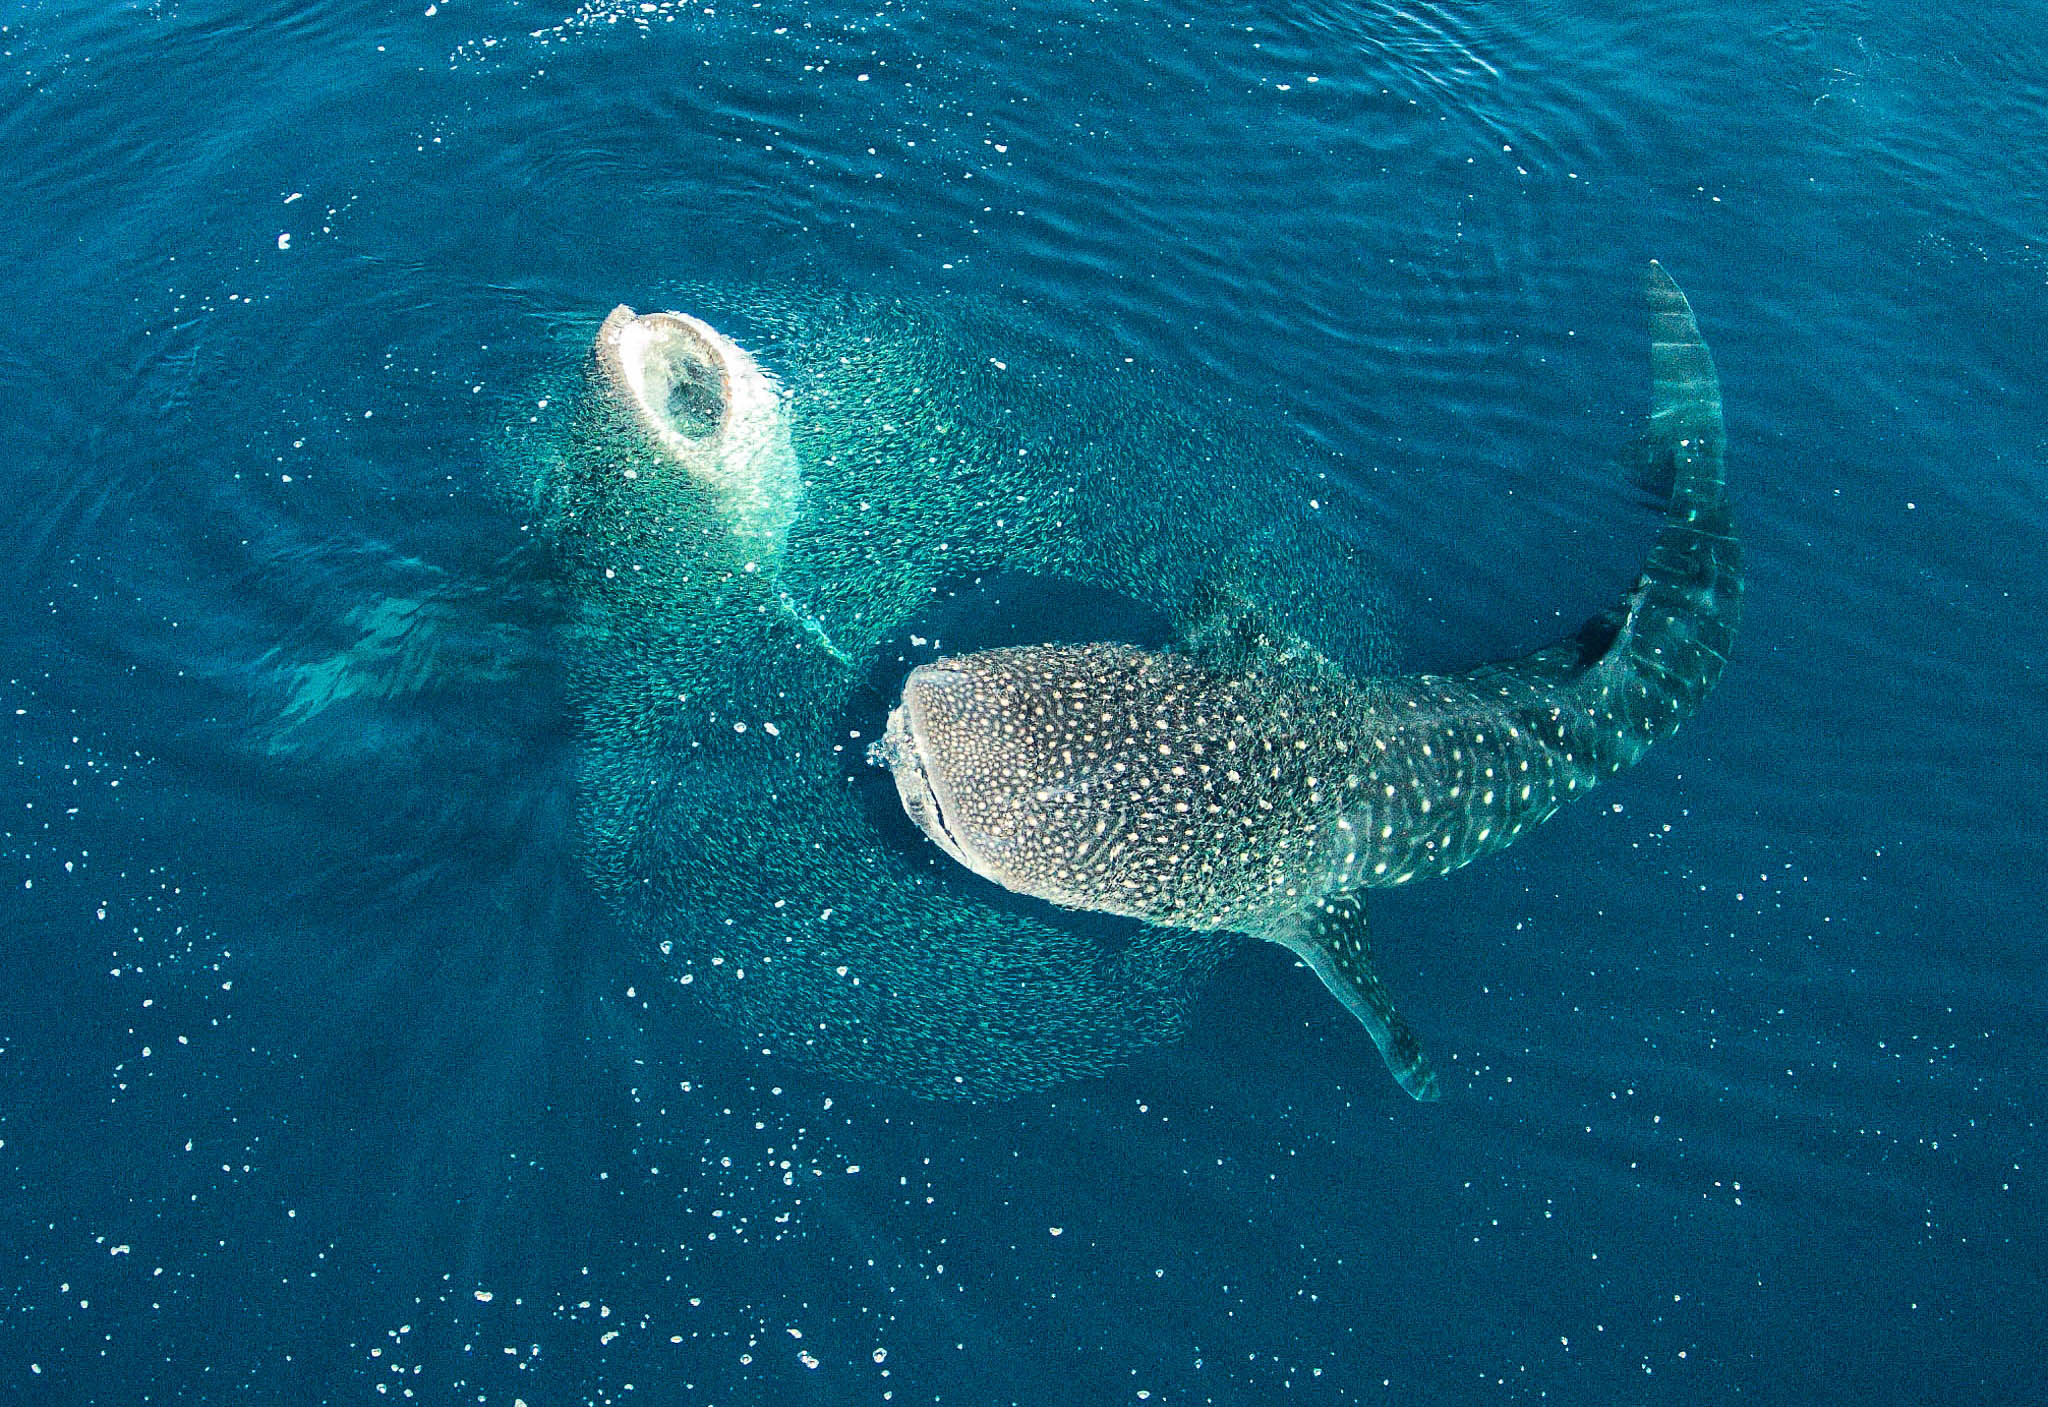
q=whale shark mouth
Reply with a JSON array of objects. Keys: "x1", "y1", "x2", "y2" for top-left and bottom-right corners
[
  {"x1": 874, "y1": 671, "x2": 1003, "y2": 885},
  {"x1": 596, "y1": 306, "x2": 734, "y2": 449}
]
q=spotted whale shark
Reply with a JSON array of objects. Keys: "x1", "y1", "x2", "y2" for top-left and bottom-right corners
[{"x1": 873, "y1": 264, "x2": 1740, "y2": 1099}]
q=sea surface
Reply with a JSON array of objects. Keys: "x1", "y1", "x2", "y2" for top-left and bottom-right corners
[{"x1": 2, "y1": 1, "x2": 2042, "y2": 1403}]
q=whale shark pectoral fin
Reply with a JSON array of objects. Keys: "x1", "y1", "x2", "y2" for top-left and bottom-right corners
[{"x1": 1266, "y1": 894, "x2": 1442, "y2": 1102}]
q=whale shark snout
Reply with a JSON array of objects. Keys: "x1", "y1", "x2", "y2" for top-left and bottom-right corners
[
  {"x1": 876, "y1": 665, "x2": 1008, "y2": 885},
  {"x1": 596, "y1": 306, "x2": 737, "y2": 451}
]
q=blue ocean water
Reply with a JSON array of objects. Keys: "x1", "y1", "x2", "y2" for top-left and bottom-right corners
[{"x1": 3, "y1": 0, "x2": 2042, "y2": 1402}]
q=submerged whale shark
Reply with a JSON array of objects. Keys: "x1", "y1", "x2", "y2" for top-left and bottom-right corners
[
  {"x1": 593, "y1": 304, "x2": 801, "y2": 557},
  {"x1": 591, "y1": 304, "x2": 850, "y2": 661},
  {"x1": 874, "y1": 264, "x2": 1740, "y2": 1100}
]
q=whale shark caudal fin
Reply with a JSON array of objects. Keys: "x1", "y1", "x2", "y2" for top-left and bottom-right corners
[
  {"x1": 1590, "y1": 263, "x2": 1741, "y2": 758},
  {"x1": 1477, "y1": 262, "x2": 1742, "y2": 773},
  {"x1": 1266, "y1": 894, "x2": 1442, "y2": 1102}
]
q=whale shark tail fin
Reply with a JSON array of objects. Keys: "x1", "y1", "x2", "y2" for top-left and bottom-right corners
[
  {"x1": 776, "y1": 589, "x2": 857, "y2": 668},
  {"x1": 1589, "y1": 261, "x2": 1741, "y2": 761},
  {"x1": 1505, "y1": 263, "x2": 1740, "y2": 772}
]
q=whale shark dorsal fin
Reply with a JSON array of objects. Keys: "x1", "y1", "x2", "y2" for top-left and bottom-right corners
[
  {"x1": 1176, "y1": 578, "x2": 1273, "y2": 662},
  {"x1": 1266, "y1": 893, "x2": 1442, "y2": 1101},
  {"x1": 1178, "y1": 579, "x2": 1348, "y2": 686}
]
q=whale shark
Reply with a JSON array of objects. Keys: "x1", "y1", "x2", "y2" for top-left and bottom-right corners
[
  {"x1": 592, "y1": 304, "x2": 801, "y2": 557},
  {"x1": 590, "y1": 303, "x2": 855, "y2": 661},
  {"x1": 873, "y1": 263, "x2": 1741, "y2": 1100}
]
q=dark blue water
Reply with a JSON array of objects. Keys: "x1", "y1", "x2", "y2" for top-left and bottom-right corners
[{"x1": 3, "y1": 1, "x2": 2041, "y2": 1402}]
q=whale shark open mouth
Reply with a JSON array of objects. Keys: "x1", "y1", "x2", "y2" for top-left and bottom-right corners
[{"x1": 596, "y1": 306, "x2": 734, "y2": 448}]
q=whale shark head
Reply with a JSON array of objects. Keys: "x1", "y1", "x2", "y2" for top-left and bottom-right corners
[
  {"x1": 875, "y1": 663, "x2": 1015, "y2": 888},
  {"x1": 592, "y1": 304, "x2": 799, "y2": 551},
  {"x1": 596, "y1": 306, "x2": 738, "y2": 449},
  {"x1": 873, "y1": 644, "x2": 1210, "y2": 916}
]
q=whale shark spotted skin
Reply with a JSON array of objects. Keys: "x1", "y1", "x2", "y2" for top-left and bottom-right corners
[{"x1": 875, "y1": 264, "x2": 1740, "y2": 1100}]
